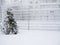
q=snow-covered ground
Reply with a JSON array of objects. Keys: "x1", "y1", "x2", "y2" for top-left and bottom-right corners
[
  {"x1": 0, "y1": 21, "x2": 60, "y2": 45},
  {"x1": 0, "y1": 30, "x2": 60, "y2": 45}
]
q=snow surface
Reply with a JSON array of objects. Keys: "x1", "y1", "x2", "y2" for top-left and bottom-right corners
[{"x1": 0, "y1": 30, "x2": 60, "y2": 45}]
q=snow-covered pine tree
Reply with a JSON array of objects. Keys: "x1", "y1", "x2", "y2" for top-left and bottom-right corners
[{"x1": 3, "y1": 8, "x2": 18, "y2": 35}]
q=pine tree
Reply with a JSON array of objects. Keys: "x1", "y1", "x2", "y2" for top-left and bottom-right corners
[{"x1": 3, "y1": 8, "x2": 18, "y2": 35}]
